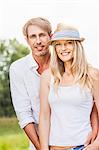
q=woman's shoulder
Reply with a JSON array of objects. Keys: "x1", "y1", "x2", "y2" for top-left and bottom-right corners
[
  {"x1": 41, "y1": 69, "x2": 51, "y2": 77},
  {"x1": 41, "y1": 69, "x2": 51, "y2": 83},
  {"x1": 88, "y1": 66, "x2": 99, "y2": 80},
  {"x1": 89, "y1": 67, "x2": 99, "y2": 101}
]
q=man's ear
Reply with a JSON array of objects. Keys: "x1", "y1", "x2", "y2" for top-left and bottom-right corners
[{"x1": 50, "y1": 33, "x2": 53, "y2": 38}]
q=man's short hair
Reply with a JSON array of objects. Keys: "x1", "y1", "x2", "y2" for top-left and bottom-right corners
[{"x1": 23, "y1": 17, "x2": 52, "y2": 37}]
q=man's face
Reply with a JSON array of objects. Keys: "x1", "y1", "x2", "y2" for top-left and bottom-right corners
[{"x1": 27, "y1": 25, "x2": 50, "y2": 57}]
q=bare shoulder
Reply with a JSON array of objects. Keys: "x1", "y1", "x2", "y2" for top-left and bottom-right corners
[
  {"x1": 90, "y1": 67, "x2": 99, "y2": 106},
  {"x1": 41, "y1": 69, "x2": 51, "y2": 84},
  {"x1": 88, "y1": 66, "x2": 99, "y2": 80},
  {"x1": 41, "y1": 68, "x2": 51, "y2": 76}
]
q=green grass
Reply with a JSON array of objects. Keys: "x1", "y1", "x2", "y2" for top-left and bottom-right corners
[{"x1": 0, "y1": 117, "x2": 29, "y2": 150}]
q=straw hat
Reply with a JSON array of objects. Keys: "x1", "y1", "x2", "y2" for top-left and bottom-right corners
[{"x1": 50, "y1": 24, "x2": 85, "y2": 43}]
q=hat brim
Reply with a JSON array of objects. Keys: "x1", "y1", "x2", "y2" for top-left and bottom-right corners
[{"x1": 48, "y1": 37, "x2": 85, "y2": 44}]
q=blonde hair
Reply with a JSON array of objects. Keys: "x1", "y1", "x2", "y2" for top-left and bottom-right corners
[
  {"x1": 50, "y1": 23, "x2": 93, "y2": 91},
  {"x1": 23, "y1": 17, "x2": 52, "y2": 38}
]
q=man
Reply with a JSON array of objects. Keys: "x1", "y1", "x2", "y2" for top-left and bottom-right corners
[{"x1": 9, "y1": 17, "x2": 52, "y2": 150}]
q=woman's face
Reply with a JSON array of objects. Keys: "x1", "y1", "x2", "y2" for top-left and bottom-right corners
[{"x1": 55, "y1": 40, "x2": 74, "y2": 62}]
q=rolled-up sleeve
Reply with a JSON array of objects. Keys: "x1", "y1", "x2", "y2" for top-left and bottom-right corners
[{"x1": 9, "y1": 64, "x2": 34, "y2": 128}]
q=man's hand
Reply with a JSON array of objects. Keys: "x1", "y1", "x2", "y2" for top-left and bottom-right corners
[
  {"x1": 84, "y1": 139, "x2": 99, "y2": 150},
  {"x1": 84, "y1": 131, "x2": 97, "y2": 147}
]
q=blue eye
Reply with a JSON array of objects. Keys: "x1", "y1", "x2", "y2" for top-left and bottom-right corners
[
  {"x1": 39, "y1": 33, "x2": 46, "y2": 37},
  {"x1": 55, "y1": 43, "x2": 61, "y2": 46},
  {"x1": 67, "y1": 41, "x2": 73, "y2": 44},
  {"x1": 30, "y1": 34, "x2": 36, "y2": 38}
]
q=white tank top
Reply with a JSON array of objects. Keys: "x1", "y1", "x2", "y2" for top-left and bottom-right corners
[{"x1": 48, "y1": 78, "x2": 93, "y2": 146}]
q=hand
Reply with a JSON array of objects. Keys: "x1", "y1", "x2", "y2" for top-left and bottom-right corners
[
  {"x1": 40, "y1": 146, "x2": 49, "y2": 150},
  {"x1": 84, "y1": 131, "x2": 97, "y2": 147},
  {"x1": 84, "y1": 139, "x2": 99, "y2": 150}
]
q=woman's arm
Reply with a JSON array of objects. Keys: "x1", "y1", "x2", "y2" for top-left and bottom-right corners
[
  {"x1": 84, "y1": 68, "x2": 99, "y2": 150},
  {"x1": 90, "y1": 104, "x2": 98, "y2": 142},
  {"x1": 85, "y1": 104, "x2": 98, "y2": 146},
  {"x1": 92, "y1": 70, "x2": 99, "y2": 139},
  {"x1": 39, "y1": 70, "x2": 51, "y2": 150}
]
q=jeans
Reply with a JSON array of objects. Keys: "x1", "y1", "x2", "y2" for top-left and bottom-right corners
[
  {"x1": 50, "y1": 145, "x2": 84, "y2": 150},
  {"x1": 73, "y1": 145, "x2": 84, "y2": 150}
]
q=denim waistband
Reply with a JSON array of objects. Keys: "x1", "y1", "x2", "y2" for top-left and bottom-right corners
[
  {"x1": 50, "y1": 145, "x2": 84, "y2": 150},
  {"x1": 74, "y1": 145, "x2": 84, "y2": 150}
]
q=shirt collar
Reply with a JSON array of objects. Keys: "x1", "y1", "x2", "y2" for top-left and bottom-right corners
[{"x1": 27, "y1": 52, "x2": 39, "y2": 70}]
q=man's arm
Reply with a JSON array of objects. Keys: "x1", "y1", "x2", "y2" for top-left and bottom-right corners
[
  {"x1": 24, "y1": 123, "x2": 40, "y2": 150},
  {"x1": 9, "y1": 63, "x2": 40, "y2": 150}
]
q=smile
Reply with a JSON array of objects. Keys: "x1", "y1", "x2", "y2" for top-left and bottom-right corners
[
  {"x1": 61, "y1": 52, "x2": 70, "y2": 56},
  {"x1": 36, "y1": 46, "x2": 44, "y2": 50}
]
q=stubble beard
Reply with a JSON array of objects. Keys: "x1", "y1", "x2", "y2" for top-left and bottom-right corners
[{"x1": 34, "y1": 46, "x2": 49, "y2": 57}]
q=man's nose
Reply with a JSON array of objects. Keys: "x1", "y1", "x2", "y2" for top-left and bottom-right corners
[{"x1": 36, "y1": 36, "x2": 41, "y2": 44}]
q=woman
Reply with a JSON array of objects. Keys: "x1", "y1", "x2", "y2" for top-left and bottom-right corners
[{"x1": 39, "y1": 24, "x2": 99, "y2": 150}]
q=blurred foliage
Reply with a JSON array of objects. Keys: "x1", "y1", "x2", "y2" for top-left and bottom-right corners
[
  {"x1": 0, "y1": 117, "x2": 29, "y2": 150},
  {"x1": 0, "y1": 38, "x2": 29, "y2": 117}
]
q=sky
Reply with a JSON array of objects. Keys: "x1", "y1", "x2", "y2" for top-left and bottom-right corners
[{"x1": 0, "y1": 0, "x2": 99, "y2": 67}]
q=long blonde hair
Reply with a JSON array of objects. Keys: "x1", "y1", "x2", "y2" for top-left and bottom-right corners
[{"x1": 50, "y1": 23, "x2": 93, "y2": 91}]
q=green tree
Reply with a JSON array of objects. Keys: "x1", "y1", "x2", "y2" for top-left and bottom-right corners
[{"x1": 0, "y1": 39, "x2": 29, "y2": 117}]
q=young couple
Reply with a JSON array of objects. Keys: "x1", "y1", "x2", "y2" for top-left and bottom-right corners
[{"x1": 10, "y1": 17, "x2": 99, "y2": 150}]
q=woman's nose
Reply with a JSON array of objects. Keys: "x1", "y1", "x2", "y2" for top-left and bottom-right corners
[{"x1": 61, "y1": 44, "x2": 66, "y2": 51}]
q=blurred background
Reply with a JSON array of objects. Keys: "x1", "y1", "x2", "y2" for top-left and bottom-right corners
[{"x1": 0, "y1": 0, "x2": 99, "y2": 150}]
